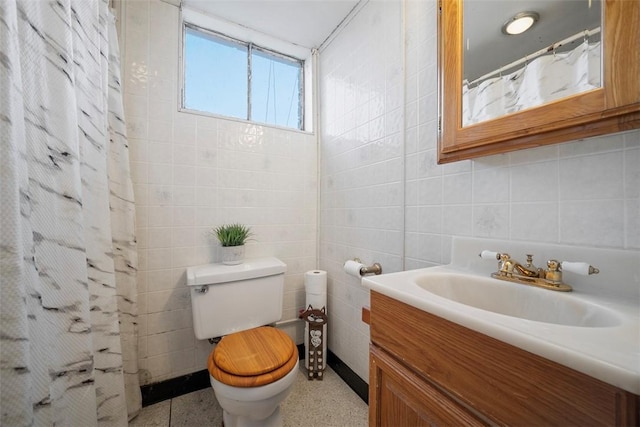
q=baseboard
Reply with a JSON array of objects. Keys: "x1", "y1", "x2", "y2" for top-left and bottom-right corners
[
  {"x1": 326, "y1": 349, "x2": 369, "y2": 404},
  {"x1": 141, "y1": 369, "x2": 210, "y2": 407},
  {"x1": 141, "y1": 344, "x2": 369, "y2": 407}
]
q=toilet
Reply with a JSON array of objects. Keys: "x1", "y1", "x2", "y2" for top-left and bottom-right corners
[{"x1": 186, "y1": 257, "x2": 298, "y2": 427}]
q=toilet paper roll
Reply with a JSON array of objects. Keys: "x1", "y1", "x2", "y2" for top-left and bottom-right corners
[
  {"x1": 305, "y1": 270, "x2": 327, "y2": 310},
  {"x1": 307, "y1": 294, "x2": 326, "y2": 310},
  {"x1": 304, "y1": 270, "x2": 327, "y2": 295},
  {"x1": 561, "y1": 261, "x2": 591, "y2": 275},
  {"x1": 344, "y1": 260, "x2": 364, "y2": 278}
]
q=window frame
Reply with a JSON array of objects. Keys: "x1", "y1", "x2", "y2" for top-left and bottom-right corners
[{"x1": 180, "y1": 17, "x2": 308, "y2": 132}]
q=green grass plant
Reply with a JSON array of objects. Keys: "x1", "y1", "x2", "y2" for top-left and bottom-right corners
[{"x1": 212, "y1": 223, "x2": 253, "y2": 247}]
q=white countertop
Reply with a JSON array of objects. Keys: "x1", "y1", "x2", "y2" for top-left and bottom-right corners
[{"x1": 362, "y1": 238, "x2": 640, "y2": 394}]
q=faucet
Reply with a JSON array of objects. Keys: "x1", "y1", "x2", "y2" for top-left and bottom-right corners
[
  {"x1": 480, "y1": 251, "x2": 599, "y2": 292},
  {"x1": 502, "y1": 253, "x2": 539, "y2": 277}
]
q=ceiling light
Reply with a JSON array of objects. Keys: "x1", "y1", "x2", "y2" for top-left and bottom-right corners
[{"x1": 502, "y1": 12, "x2": 540, "y2": 35}]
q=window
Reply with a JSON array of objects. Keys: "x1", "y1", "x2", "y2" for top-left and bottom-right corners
[{"x1": 183, "y1": 24, "x2": 304, "y2": 130}]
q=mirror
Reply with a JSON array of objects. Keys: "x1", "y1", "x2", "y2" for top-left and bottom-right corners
[
  {"x1": 463, "y1": 0, "x2": 601, "y2": 126},
  {"x1": 438, "y1": 0, "x2": 640, "y2": 163}
]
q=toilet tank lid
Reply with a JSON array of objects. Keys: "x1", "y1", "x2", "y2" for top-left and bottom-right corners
[{"x1": 186, "y1": 257, "x2": 287, "y2": 286}]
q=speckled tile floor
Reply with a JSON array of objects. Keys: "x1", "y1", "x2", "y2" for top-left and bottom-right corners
[{"x1": 129, "y1": 365, "x2": 368, "y2": 427}]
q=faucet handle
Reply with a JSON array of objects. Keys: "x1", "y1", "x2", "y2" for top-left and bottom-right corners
[
  {"x1": 479, "y1": 250, "x2": 500, "y2": 260},
  {"x1": 545, "y1": 259, "x2": 562, "y2": 282},
  {"x1": 561, "y1": 261, "x2": 600, "y2": 275}
]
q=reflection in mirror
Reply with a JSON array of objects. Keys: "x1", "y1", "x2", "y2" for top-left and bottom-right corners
[{"x1": 462, "y1": 0, "x2": 602, "y2": 126}]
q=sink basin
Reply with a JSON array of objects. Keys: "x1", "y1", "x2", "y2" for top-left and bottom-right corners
[
  {"x1": 361, "y1": 238, "x2": 640, "y2": 395},
  {"x1": 414, "y1": 272, "x2": 621, "y2": 327}
]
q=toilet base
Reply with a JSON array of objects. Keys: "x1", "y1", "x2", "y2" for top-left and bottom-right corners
[
  {"x1": 223, "y1": 406, "x2": 281, "y2": 427},
  {"x1": 210, "y1": 359, "x2": 299, "y2": 427}
]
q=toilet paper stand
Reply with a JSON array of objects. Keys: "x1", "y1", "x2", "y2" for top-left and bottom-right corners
[{"x1": 299, "y1": 305, "x2": 328, "y2": 381}]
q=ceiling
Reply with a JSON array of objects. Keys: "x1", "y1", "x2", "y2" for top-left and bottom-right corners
[
  {"x1": 464, "y1": 0, "x2": 602, "y2": 81},
  {"x1": 181, "y1": 0, "x2": 360, "y2": 49}
]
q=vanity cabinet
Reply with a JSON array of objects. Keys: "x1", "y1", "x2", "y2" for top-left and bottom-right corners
[{"x1": 368, "y1": 290, "x2": 639, "y2": 426}]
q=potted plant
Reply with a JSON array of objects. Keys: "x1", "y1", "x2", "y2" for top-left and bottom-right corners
[{"x1": 212, "y1": 223, "x2": 253, "y2": 265}]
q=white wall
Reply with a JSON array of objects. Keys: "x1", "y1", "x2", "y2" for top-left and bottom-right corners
[
  {"x1": 121, "y1": 0, "x2": 317, "y2": 385},
  {"x1": 319, "y1": 0, "x2": 639, "y2": 383},
  {"x1": 319, "y1": 0, "x2": 405, "y2": 382}
]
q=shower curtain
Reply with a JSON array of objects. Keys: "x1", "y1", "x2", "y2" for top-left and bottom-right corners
[
  {"x1": 462, "y1": 39, "x2": 601, "y2": 126},
  {"x1": 1, "y1": 0, "x2": 141, "y2": 425}
]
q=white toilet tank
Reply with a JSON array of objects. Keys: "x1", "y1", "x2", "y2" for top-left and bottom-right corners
[{"x1": 186, "y1": 257, "x2": 287, "y2": 340}]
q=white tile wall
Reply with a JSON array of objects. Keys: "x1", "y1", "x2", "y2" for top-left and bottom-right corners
[
  {"x1": 121, "y1": 0, "x2": 317, "y2": 385},
  {"x1": 319, "y1": 0, "x2": 404, "y2": 382},
  {"x1": 319, "y1": 0, "x2": 640, "y2": 383}
]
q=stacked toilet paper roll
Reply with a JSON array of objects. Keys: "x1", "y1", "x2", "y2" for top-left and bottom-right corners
[
  {"x1": 305, "y1": 270, "x2": 327, "y2": 309},
  {"x1": 304, "y1": 270, "x2": 327, "y2": 371}
]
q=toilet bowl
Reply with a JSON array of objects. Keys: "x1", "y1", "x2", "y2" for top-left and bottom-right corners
[
  {"x1": 207, "y1": 326, "x2": 299, "y2": 427},
  {"x1": 210, "y1": 365, "x2": 299, "y2": 427},
  {"x1": 186, "y1": 258, "x2": 297, "y2": 427}
]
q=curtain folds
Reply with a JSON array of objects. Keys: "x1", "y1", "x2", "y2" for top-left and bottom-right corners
[
  {"x1": 0, "y1": 0, "x2": 141, "y2": 425},
  {"x1": 462, "y1": 39, "x2": 601, "y2": 126}
]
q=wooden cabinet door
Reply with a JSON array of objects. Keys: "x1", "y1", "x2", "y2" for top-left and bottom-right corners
[{"x1": 369, "y1": 345, "x2": 488, "y2": 427}]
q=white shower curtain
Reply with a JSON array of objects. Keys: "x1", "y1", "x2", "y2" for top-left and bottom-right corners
[
  {"x1": 463, "y1": 39, "x2": 601, "y2": 126},
  {"x1": 1, "y1": 0, "x2": 141, "y2": 425}
]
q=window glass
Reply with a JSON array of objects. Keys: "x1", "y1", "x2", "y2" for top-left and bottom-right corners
[
  {"x1": 251, "y1": 48, "x2": 302, "y2": 129},
  {"x1": 183, "y1": 25, "x2": 304, "y2": 130},
  {"x1": 184, "y1": 28, "x2": 248, "y2": 119}
]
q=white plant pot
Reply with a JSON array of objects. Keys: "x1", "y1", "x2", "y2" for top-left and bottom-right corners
[{"x1": 221, "y1": 245, "x2": 245, "y2": 265}]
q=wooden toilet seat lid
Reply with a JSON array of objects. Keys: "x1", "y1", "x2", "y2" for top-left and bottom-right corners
[{"x1": 208, "y1": 327, "x2": 297, "y2": 387}]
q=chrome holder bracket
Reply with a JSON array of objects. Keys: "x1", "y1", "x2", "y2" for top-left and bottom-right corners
[{"x1": 195, "y1": 285, "x2": 209, "y2": 294}]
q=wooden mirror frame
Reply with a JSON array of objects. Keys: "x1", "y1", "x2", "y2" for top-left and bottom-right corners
[{"x1": 438, "y1": 0, "x2": 640, "y2": 163}]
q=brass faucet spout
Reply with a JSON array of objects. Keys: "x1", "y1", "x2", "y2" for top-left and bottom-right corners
[{"x1": 513, "y1": 263, "x2": 539, "y2": 277}]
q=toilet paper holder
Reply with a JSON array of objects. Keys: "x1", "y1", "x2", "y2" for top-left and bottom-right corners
[{"x1": 353, "y1": 258, "x2": 382, "y2": 276}]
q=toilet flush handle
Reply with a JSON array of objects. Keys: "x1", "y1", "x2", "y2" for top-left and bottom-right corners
[{"x1": 195, "y1": 285, "x2": 209, "y2": 294}]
